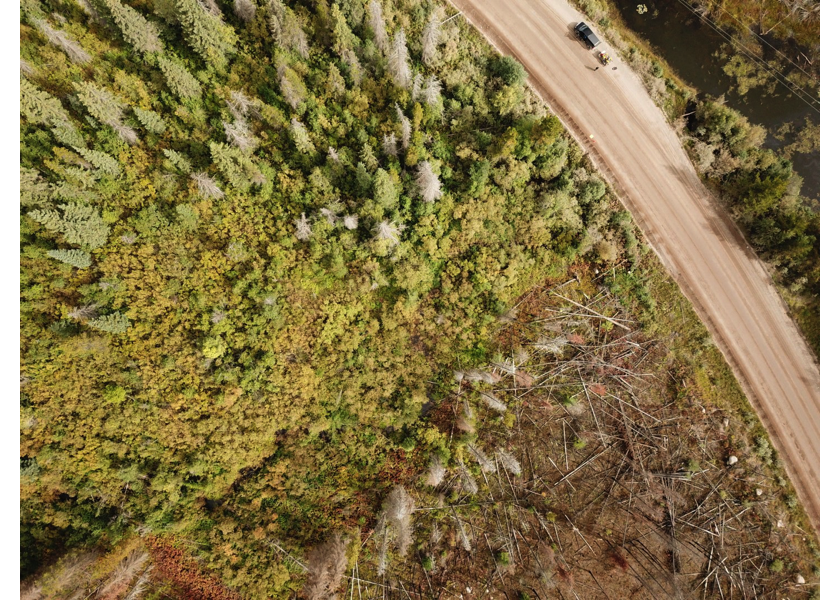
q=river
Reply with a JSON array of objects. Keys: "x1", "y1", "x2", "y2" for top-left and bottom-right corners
[{"x1": 610, "y1": 0, "x2": 820, "y2": 200}]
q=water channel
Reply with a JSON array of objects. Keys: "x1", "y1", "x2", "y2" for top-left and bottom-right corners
[{"x1": 610, "y1": 0, "x2": 820, "y2": 200}]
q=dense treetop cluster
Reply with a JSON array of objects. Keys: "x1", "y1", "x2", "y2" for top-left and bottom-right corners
[{"x1": 20, "y1": 0, "x2": 637, "y2": 593}]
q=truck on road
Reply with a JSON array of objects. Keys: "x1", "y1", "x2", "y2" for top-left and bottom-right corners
[{"x1": 575, "y1": 22, "x2": 601, "y2": 48}]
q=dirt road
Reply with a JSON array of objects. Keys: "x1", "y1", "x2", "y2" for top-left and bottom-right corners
[{"x1": 449, "y1": 0, "x2": 820, "y2": 529}]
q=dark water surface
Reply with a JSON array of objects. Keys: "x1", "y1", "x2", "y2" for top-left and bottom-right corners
[{"x1": 611, "y1": 0, "x2": 820, "y2": 200}]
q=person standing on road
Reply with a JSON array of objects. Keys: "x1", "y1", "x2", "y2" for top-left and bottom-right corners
[{"x1": 594, "y1": 66, "x2": 599, "y2": 71}]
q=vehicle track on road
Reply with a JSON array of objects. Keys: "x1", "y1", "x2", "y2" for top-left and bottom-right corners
[{"x1": 449, "y1": 0, "x2": 820, "y2": 531}]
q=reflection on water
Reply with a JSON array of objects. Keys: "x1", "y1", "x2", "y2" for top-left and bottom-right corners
[{"x1": 611, "y1": 0, "x2": 819, "y2": 200}]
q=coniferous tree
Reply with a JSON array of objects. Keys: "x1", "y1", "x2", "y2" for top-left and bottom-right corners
[
  {"x1": 20, "y1": 168, "x2": 52, "y2": 208},
  {"x1": 421, "y1": 7, "x2": 442, "y2": 65},
  {"x1": 340, "y1": 48, "x2": 362, "y2": 87},
  {"x1": 20, "y1": 58, "x2": 35, "y2": 76},
  {"x1": 73, "y1": 81, "x2": 125, "y2": 129},
  {"x1": 285, "y1": 9, "x2": 309, "y2": 59},
  {"x1": 74, "y1": 82, "x2": 140, "y2": 145},
  {"x1": 373, "y1": 169, "x2": 397, "y2": 210},
  {"x1": 376, "y1": 219, "x2": 402, "y2": 248},
  {"x1": 457, "y1": 459, "x2": 478, "y2": 495},
  {"x1": 191, "y1": 172, "x2": 224, "y2": 198},
  {"x1": 303, "y1": 533, "x2": 349, "y2": 600},
  {"x1": 496, "y1": 449, "x2": 522, "y2": 476},
  {"x1": 233, "y1": 0, "x2": 256, "y2": 22},
  {"x1": 279, "y1": 68, "x2": 307, "y2": 109},
  {"x1": 100, "y1": 0, "x2": 163, "y2": 54},
  {"x1": 367, "y1": 0, "x2": 387, "y2": 53},
  {"x1": 226, "y1": 90, "x2": 256, "y2": 119},
  {"x1": 382, "y1": 133, "x2": 397, "y2": 157},
  {"x1": 67, "y1": 303, "x2": 100, "y2": 321},
  {"x1": 388, "y1": 29, "x2": 411, "y2": 89},
  {"x1": 113, "y1": 122, "x2": 140, "y2": 145},
  {"x1": 411, "y1": 73, "x2": 423, "y2": 102},
  {"x1": 325, "y1": 63, "x2": 346, "y2": 98},
  {"x1": 172, "y1": 0, "x2": 237, "y2": 68},
  {"x1": 21, "y1": 78, "x2": 70, "y2": 126},
  {"x1": 163, "y1": 149, "x2": 193, "y2": 172},
  {"x1": 361, "y1": 143, "x2": 378, "y2": 171},
  {"x1": 422, "y1": 74, "x2": 442, "y2": 106},
  {"x1": 331, "y1": 3, "x2": 356, "y2": 56},
  {"x1": 268, "y1": 2, "x2": 309, "y2": 59},
  {"x1": 290, "y1": 118, "x2": 315, "y2": 154},
  {"x1": 380, "y1": 485, "x2": 416, "y2": 558},
  {"x1": 200, "y1": 0, "x2": 221, "y2": 17},
  {"x1": 157, "y1": 55, "x2": 203, "y2": 99},
  {"x1": 319, "y1": 207, "x2": 338, "y2": 226},
  {"x1": 74, "y1": 147, "x2": 122, "y2": 176},
  {"x1": 467, "y1": 444, "x2": 496, "y2": 473},
  {"x1": 481, "y1": 391, "x2": 507, "y2": 412},
  {"x1": 88, "y1": 312, "x2": 130, "y2": 334},
  {"x1": 416, "y1": 160, "x2": 442, "y2": 203},
  {"x1": 52, "y1": 120, "x2": 87, "y2": 148},
  {"x1": 395, "y1": 104, "x2": 411, "y2": 150},
  {"x1": 29, "y1": 203, "x2": 110, "y2": 250},
  {"x1": 47, "y1": 248, "x2": 92, "y2": 269},
  {"x1": 73, "y1": 0, "x2": 97, "y2": 16},
  {"x1": 210, "y1": 142, "x2": 261, "y2": 190},
  {"x1": 426, "y1": 455, "x2": 445, "y2": 486},
  {"x1": 294, "y1": 212, "x2": 312, "y2": 240},
  {"x1": 342, "y1": 214, "x2": 358, "y2": 230},
  {"x1": 267, "y1": 0, "x2": 284, "y2": 44},
  {"x1": 151, "y1": 0, "x2": 180, "y2": 24},
  {"x1": 34, "y1": 20, "x2": 92, "y2": 64},
  {"x1": 223, "y1": 118, "x2": 257, "y2": 153},
  {"x1": 132, "y1": 107, "x2": 166, "y2": 134}
]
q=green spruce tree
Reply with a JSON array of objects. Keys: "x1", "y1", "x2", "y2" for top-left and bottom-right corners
[
  {"x1": 20, "y1": 168, "x2": 52, "y2": 208},
  {"x1": 73, "y1": 81, "x2": 125, "y2": 128},
  {"x1": 163, "y1": 148, "x2": 193, "y2": 172},
  {"x1": 88, "y1": 312, "x2": 130, "y2": 334},
  {"x1": 47, "y1": 248, "x2": 93, "y2": 268},
  {"x1": 290, "y1": 118, "x2": 315, "y2": 154},
  {"x1": 74, "y1": 147, "x2": 122, "y2": 176},
  {"x1": 100, "y1": 0, "x2": 163, "y2": 54},
  {"x1": 173, "y1": 0, "x2": 238, "y2": 68},
  {"x1": 20, "y1": 78, "x2": 70, "y2": 126},
  {"x1": 51, "y1": 120, "x2": 86, "y2": 148},
  {"x1": 29, "y1": 203, "x2": 110, "y2": 250},
  {"x1": 133, "y1": 107, "x2": 166, "y2": 134},
  {"x1": 157, "y1": 55, "x2": 202, "y2": 100}
]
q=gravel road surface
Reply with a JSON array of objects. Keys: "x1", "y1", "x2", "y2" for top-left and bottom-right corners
[{"x1": 450, "y1": 0, "x2": 821, "y2": 530}]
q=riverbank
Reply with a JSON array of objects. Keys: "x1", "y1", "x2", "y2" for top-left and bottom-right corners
[
  {"x1": 569, "y1": 0, "x2": 820, "y2": 356},
  {"x1": 610, "y1": 0, "x2": 819, "y2": 201}
]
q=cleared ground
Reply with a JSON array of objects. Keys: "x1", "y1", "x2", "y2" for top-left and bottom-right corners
[{"x1": 449, "y1": 0, "x2": 820, "y2": 530}]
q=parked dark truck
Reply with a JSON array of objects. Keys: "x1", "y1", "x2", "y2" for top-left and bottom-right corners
[{"x1": 575, "y1": 22, "x2": 601, "y2": 48}]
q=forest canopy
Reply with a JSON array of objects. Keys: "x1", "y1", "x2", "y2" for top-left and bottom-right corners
[
  {"x1": 20, "y1": 0, "x2": 634, "y2": 594},
  {"x1": 19, "y1": 0, "x2": 821, "y2": 597}
]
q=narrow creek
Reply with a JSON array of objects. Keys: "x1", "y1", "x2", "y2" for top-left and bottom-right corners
[{"x1": 610, "y1": 0, "x2": 820, "y2": 200}]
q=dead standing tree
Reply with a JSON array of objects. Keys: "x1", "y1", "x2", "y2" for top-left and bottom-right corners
[{"x1": 345, "y1": 277, "x2": 815, "y2": 599}]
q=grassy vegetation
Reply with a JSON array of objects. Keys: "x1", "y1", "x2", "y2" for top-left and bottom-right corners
[{"x1": 688, "y1": 0, "x2": 820, "y2": 77}]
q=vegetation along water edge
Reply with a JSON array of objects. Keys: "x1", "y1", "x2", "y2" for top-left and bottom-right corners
[{"x1": 571, "y1": 0, "x2": 820, "y2": 356}]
